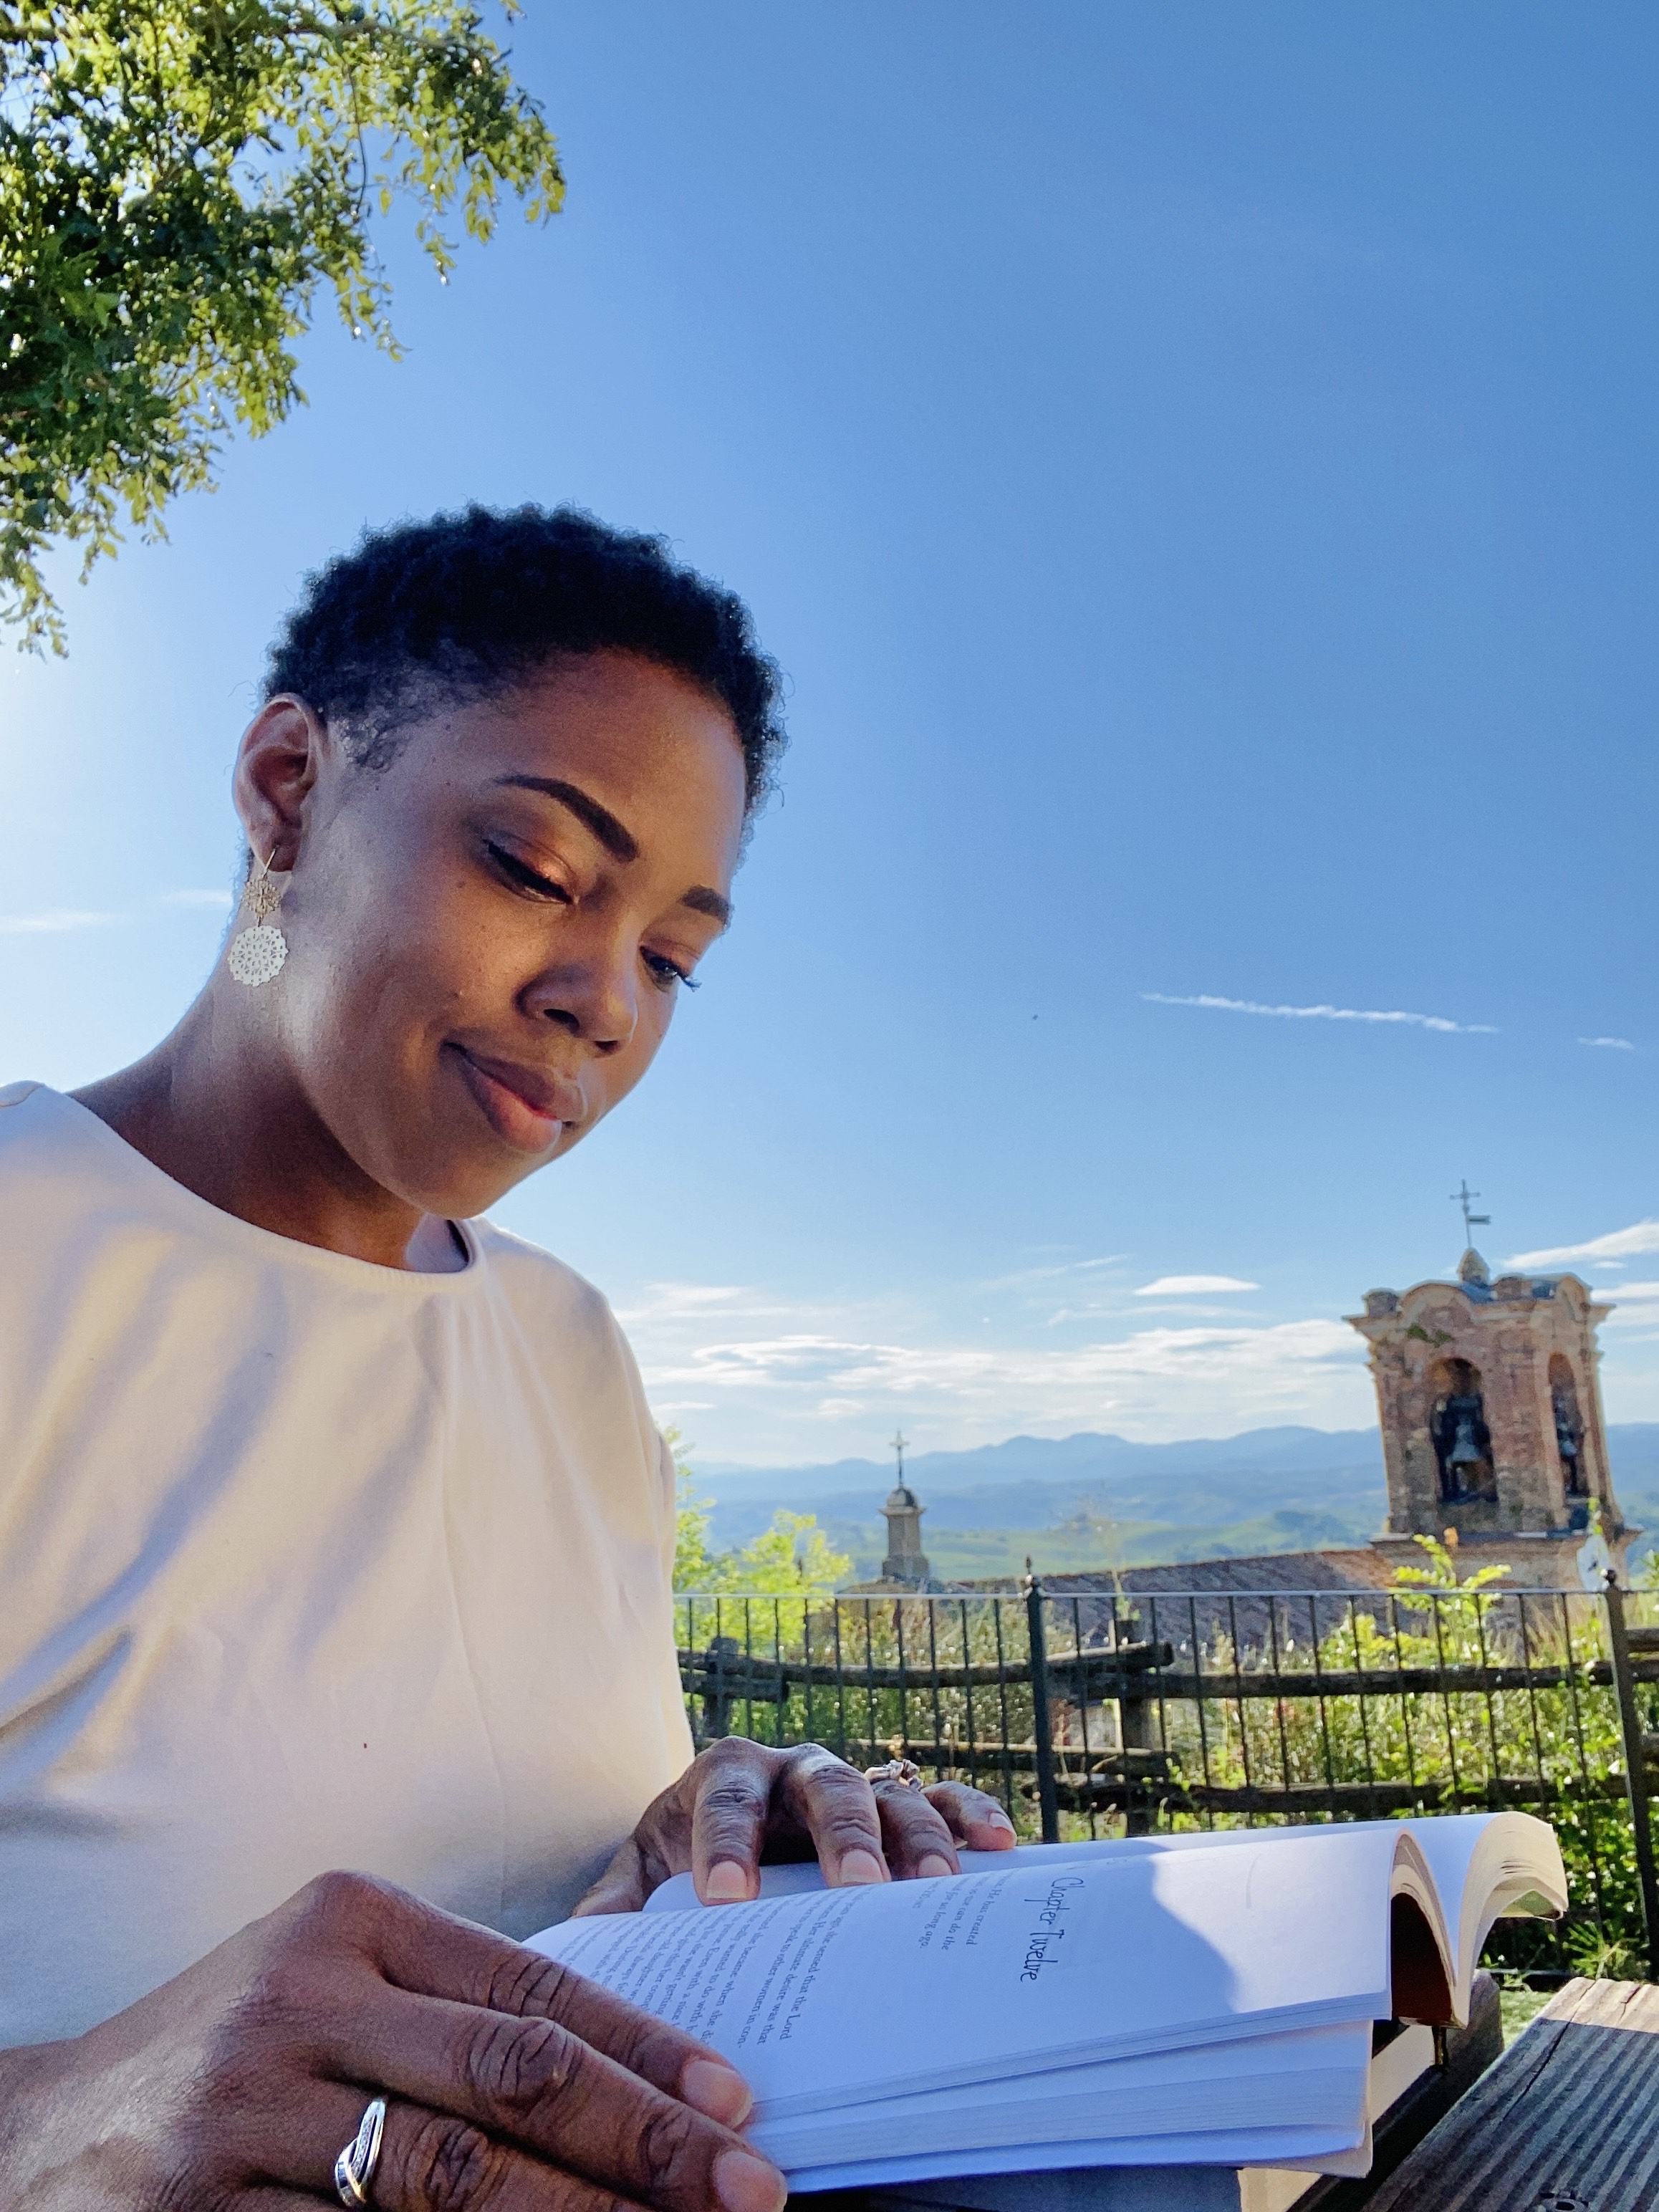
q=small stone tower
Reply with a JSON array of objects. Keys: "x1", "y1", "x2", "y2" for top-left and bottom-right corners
[
  {"x1": 1347, "y1": 1219, "x2": 1632, "y2": 1587},
  {"x1": 880, "y1": 1431, "x2": 931, "y2": 1585}
]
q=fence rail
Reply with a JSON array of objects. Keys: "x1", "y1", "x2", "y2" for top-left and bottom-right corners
[{"x1": 675, "y1": 1574, "x2": 1659, "y2": 1982}]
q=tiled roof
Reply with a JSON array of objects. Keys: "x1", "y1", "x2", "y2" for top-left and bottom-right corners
[{"x1": 1006, "y1": 1549, "x2": 1400, "y2": 1654}]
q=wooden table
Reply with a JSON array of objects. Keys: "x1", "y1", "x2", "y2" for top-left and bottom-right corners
[{"x1": 1365, "y1": 1979, "x2": 1659, "y2": 2212}]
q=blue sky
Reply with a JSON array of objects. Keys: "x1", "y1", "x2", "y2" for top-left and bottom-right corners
[{"x1": 5, "y1": 4, "x2": 1658, "y2": 1466}]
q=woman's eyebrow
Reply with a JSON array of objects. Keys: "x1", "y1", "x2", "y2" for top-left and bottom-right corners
[
  {"x1": 493, "y1": 772, "x2": 731, "y2": 928},
  {"x1": 683, "y1": 885, "x2": 732, "y2": 927},
  {"x1": 492, "y1": 774, "x2": 639, "y2": 862}
]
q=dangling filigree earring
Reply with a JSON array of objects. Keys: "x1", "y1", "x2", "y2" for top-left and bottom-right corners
[{"x1": 226, "y1": 850, "x2": 289, "y2": 987}]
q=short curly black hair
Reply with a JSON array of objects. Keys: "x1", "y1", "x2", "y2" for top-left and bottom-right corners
[{"x1": 264, "y1": 504, "x2": 786, "y2": 812}]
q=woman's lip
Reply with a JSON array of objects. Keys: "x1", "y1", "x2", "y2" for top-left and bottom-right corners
[{"x1": 451, "y1": 1049, "x2": 580, "y2": 1154}]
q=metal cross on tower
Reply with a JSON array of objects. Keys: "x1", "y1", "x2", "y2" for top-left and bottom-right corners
[
  {"x1": 1451, "y1": 1180, "x2": 1491, "y2": 1242},
  {"x1": 891, "y1": 1430, "x2": 908, "y2": 1480}
]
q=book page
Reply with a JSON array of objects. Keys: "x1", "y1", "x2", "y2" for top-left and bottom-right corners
[
  {"x1": 751, "y1": 2021, "x2": 1372, "y2": 2169},
  {"x1": 1417, "y1": 1812, "x2": 1566, "y2": 1999},
  {"x1": 640, "y1": 1809, "x2": 1564, "y2": 2021},
  {"x1": 784, "y1": 2122, "x2": 1371, "y2": 2195},
  {"x1": 530, "y1": 1827, "x2": 1401, "y2": 2117}
]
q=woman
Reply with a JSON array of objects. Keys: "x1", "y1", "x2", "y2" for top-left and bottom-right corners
[{"x1": 0, "y1": 507, "x2": 1012, "y2": 2208}]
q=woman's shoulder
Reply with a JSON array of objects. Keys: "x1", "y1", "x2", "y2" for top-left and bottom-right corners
[
  {"x1": 468, "y1": 1221, "x2": 658, "y2": 1445},
  {"x1": 0, "y1": 1079, "x2": 49, "y2": 1122},
  {"x1": 468, "y1": 1218, "x2": 624, "y2": 1336},
  {"x1": 0, "y1": 1082, "x2": 110, "y2": 1186}
]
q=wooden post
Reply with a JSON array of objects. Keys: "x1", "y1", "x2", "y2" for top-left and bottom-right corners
[
  {"x1": 1117, "y1": 1634, "x2": 1156, "y2": 1839},
  {"x1": 701, "y1": 1633, "x2": 740, "y2": 1741},
  {"x1": 1605, "y1": 1569, "x2": 1659, "y2": 1979},
  {"x1": 1024, "y1": 1573, "x2": 1059, "y2": 1844}
]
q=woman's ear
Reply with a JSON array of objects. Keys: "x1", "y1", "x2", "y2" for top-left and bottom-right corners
[{"x1": 231, "y1": 696, "x2": 329, "y2": 872}]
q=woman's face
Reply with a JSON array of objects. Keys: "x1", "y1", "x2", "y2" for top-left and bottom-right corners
[{"x1": 241, "y1": 650, "x2": 748, "y2": 1221}]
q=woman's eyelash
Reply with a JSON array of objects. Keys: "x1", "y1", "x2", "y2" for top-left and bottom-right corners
[
  {"x1": 646, "y1": 953, "x2": 701, "y2": 992},
  {"x1": 487, "y1": 840, "x2": 567, "y2": 899},
  {"x1": 490, "y1": 842, "x2": 700, "y2": 993}
]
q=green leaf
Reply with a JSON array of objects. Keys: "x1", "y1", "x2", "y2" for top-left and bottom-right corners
[{"x1": 0, "y1": 0, "x2": 564, "y2": 649}]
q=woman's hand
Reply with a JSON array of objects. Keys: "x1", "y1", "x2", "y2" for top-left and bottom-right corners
[
  {"x1": 573, "y1": 1739, "x2": 1017, "y2": 1914},
  {"x1": 0, "y1": 1870, "x2": 784, "y2": 2211}
]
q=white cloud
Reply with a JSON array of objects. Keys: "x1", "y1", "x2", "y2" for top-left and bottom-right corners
[
  {"x1": 646, "y1": 1321, "x2": 1360, "y2": 1403},
  {"x1": 0, "y1": 891, "x2": 234, "y2": 933},
  {"x1": 1135, "y1": 1274, "x2": 1259, "y2": 1297},
  {"x1": 1596, "y1": 1284, "x2": 1659, "y2": 1355},
  {"x1": 614, "y1": 1281, "x2": 799, "y2": 1327},
  {"x1": 1579, "y1": 1036, "x2": 1635, "y2": 1052},
  {"x1": 1509, "y1": 1222, "x2": 1659, "y2": 1269},
  {"x1": 0, "y1": 908, "x2": 120, "y2": 934},
  {"x1": 615, "y1": 1281, "x2": 750, "y2": 1320},
  {"x1": 974, "y1": 1256, "x2": 1125, "y2": 1293},
  {"x1": 1143, "y1": 992, "x2": 1496, "y2": 1036},
  {"x1": 625, "y1": 1278, "x2": 1372, "y2": 1461}
]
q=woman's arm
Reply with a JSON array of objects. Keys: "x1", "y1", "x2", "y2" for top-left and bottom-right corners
[{"x1": 0, "y1": 1870, "x2": 783, "y2": 2211}]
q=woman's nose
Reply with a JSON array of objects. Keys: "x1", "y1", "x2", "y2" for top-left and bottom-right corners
[{"x1": 524, "y1": 936, "x2": 640, "y2": 1052}]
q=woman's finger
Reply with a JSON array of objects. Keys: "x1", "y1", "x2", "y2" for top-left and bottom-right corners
[
  {"x1": 239, "y1": 2070, "x2": 658, "y2": 2212},
  {"x1": 229, "y1": 2074, "x2": 576, "y2": 2211},
  {"x1": 370, "y1": 2101, "x2": 642, "y2": 2212},
  {"x1": 686, "y1": 1738, "x2": 784, "y2": 1903},
  {"x1": 319, "y1": 1999, "x2": 784, "y2": 2212},
  {"x1": 299, "y1": 1873, "x2": 752, "y2": 2123},
  {"x1": 571, "y1": 1834, "x2": 652, "y2": 1918},
  {"x1": 572, "y1": 1769, "x2": 699, "y2": 1914},
  {"x1": 775, "y1": 1745, "x2": 890, "y2": 1886},
  {"x1": 289, "y1": 2081, "x2": 647, "y2": 2212},
  {"x1": 922, "y1": 1780, "x2": 1019, "y2": 1850},
  {"x1": 871, "y1": 1782, "x2": 961, "y2": 1877}
]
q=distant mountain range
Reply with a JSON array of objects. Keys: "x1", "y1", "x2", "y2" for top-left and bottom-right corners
[{"x1": 693, "y1": 1424, "x2": 1659, "y2": 1582}]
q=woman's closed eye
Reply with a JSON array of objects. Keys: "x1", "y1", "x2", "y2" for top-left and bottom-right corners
[{"x1": 486, "y1": 840, "x2": 571, "y2": 903}]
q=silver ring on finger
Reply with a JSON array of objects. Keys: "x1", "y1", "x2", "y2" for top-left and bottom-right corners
[
  {"x1": 865, "y1": 1757, "x2": 924, "y2": 1791},
  {"x1": 335, "y1": 2095, "x2": 387, "y2": 2208}
]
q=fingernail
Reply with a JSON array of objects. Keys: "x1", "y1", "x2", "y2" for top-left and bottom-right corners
[
  {"x1": 702, "y1": 1861, "x2": 751, "y2": 1904},
  {"x1": 916, "y1": 1854, "x2": 954, "y2": 1879},
  {"x1": 988, "y1": 1808, "x2": 1016, "y2": 1832},
  {"x1": 716, "y1": 2148, "x2": 787, "y2": 2212},
  {"x1": 837, "y1": 1848, "x2": 885, "y2": 1885},
  {"x1": 682, "y1": 2057, "x2": 753, "y2": 2127}
]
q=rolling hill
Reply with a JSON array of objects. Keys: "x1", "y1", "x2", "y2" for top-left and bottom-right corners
[{"x1": 691, "y1": 1424, "x2": 1659, "y2": 1583}]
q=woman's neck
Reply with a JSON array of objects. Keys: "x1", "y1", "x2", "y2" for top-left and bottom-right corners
[{"x1": 72, "y1": 1001, "x2": 466, "y2": 1273}]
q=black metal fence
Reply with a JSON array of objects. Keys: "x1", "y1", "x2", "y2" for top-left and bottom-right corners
[{"x1": 675, "y1": 1575, "x2": 1659, "y2": 1982}]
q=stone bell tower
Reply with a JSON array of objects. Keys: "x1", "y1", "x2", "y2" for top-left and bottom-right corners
[
  {"x1": 1347, "y1": 1191, "x2": 1632, "y2": 1589},
  {"x1": 880, "y1": 1431, "x2": 931, "y2": 1586}
]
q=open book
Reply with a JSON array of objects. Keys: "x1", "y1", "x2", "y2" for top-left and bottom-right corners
[{"x1": 527, "y1": 1813, "x2": 1563, "y2": 2195}]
